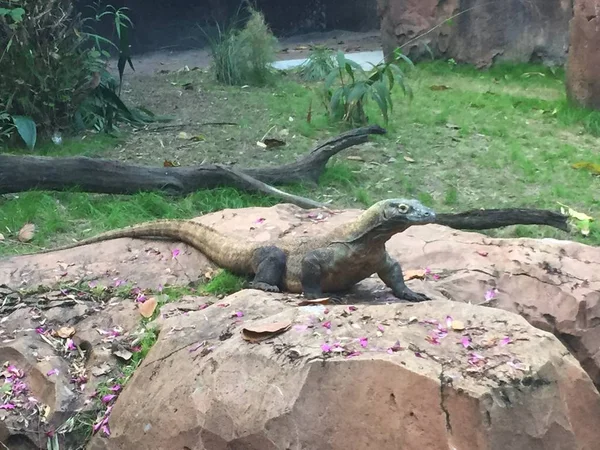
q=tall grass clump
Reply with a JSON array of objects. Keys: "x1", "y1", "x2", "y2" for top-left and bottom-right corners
[
  {"x1": 298, "y1": 45, "x2": 337, "y2": 81},
  {"x1": 204, "y1": 6, "x2": 278, "y2": 86}
]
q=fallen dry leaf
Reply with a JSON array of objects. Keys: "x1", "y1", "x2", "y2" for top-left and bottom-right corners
[
  {"x1": 298, "y1": 298, "x2": 330, "y2": 306},
  {"x1": 163, "y1": 159, "x2": 180, "y2": 167},
  {"x1": 18, "y1": 223, "x2": 35, "y2": 242},
  {"x1": 241, "y1": 320, "x2": 292, "y2": 343},
  {"x1": 346, "y1": 155, "x2": 364, "y2": 162},
  {"x1": 476, "y1": 250, "x2": 489, "y2": 257},
  {"x1": 430, "y1": 84, "x2": 450, "y2": 91},
  {"x1": 261, "y1": 138, "x2": 286, "y2": 149},
  {"x1": 56, "y1": 326, "x2": 75, "y2": 338},
  {"x1": 404, "y1": 269, "x2": 426, "y2": 280},
  {"x1": 138, "y1": 297, "x2": 158, "y2": 318},
  {"x1": 403, "y1": 156, "x2": 416, "y2": 163},
  {"x1": 177, "y1": 131, "x2": 190, "y2": 140},
  {"x1": 572, "y1": 161, "x2": 600, "y2": 175}
]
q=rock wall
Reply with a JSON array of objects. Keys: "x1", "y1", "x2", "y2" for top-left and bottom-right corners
[{"x1": 378, "y1": 0, "x2": 573, "y2": 67}]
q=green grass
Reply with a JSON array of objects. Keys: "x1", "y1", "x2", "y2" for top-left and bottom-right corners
[{"x1": 1, "y1": 59, "x2": 599, "y2": 257}]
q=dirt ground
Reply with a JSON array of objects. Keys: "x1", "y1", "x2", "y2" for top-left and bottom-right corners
[{"x1": 100, "y1": 30, "x2": 383, "y2": 179}]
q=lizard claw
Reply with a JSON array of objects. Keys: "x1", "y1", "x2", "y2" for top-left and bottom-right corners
[
  {"x1": 395, "y1": 288, "x2": 430, "y2": 303},
  {"x1": 249, "y1": 282, "x2": 280, "y2": 293}
]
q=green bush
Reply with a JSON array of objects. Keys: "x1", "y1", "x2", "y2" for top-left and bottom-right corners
[
  {"x1": 324, "y1": 49, "x2": 413, "y2": 125},
  {"x1": 0, "y1": 1, "x2": 157, "y2": 149},
  {"x1": 204, "y1": 6, "x2": 278, "y2": 86}
]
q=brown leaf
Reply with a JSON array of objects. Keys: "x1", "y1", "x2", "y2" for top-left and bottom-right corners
[
  {"x1": 430, "y1": 85, "x2": 450, "y2": 91},
  {"x1": 298, "y1": 298, "x2": 330, "y2": 306},
  {"x1": 476, "y1": 250, "x2": 489, "y2": 257},
  {"x1": 346, "y1": 155, "x2": 364, "y2": 162},
  {"x1": 403, "y1": 156, "x2": 416, "y2": 163},
  {"x1": 138, "y1": 297, "x2": 158, "y2": 318},
  {"x1": 261, "y1": 138, "x2": 286, "y2": 149},
  {"x1": 241, "y1": 320, "x2": 292, "y2": 343},
  {"x1": 56, "y1": 326, "x2": 75, "y2": 338},
  {"x1": 18, "y1": 223, "x2": 35, "y2": 242},
  {"x1": 404, "y1": 269, "x2": 426, "y2": 281},
  {"x1": 163, "y1": 159, "x2": 180, "y2": 167}
]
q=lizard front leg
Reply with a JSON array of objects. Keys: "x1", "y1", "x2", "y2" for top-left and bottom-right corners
[
  {"x1": 300, "y1": 248, "x2": 335, "y2": 299},
  {"x1": 249, "y1": 246, "x2": 286, "y2": 293},
  {"x1": 377, "y1": 252, "x2": 430, "y2": 302}
]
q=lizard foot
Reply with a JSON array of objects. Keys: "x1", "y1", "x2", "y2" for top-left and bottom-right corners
[
  {"x1": 249, "y1": 282, "x2": 280, "y2": 293},
  {"x1": 395, "y1": 288, "x2": 430, "y2": 303}
]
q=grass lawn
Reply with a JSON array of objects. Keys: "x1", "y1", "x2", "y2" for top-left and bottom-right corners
[{"x1": 1, "y1": 60, "x2": 599, "y2": 257}]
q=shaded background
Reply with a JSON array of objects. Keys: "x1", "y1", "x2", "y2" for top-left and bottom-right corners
[{"x1": 75, "y1": 0, "x2": 380, "y2": 54}]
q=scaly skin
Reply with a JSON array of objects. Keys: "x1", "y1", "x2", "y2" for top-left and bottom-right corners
[{"x1": 33, "y1": 199, "x2": 436, "y2": 301}]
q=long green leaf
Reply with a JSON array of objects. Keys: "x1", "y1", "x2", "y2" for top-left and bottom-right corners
[
  {"x1": 347, "y1": 82, "x2": 368, "y2": 106},
  {"x1": 370, "y1": 88, "x2": 389, "y2": 124},
  {"x1": 12, "y1": 115, "x2": 37, "y2": 150}
]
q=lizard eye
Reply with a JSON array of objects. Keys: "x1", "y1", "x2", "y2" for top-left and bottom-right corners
[{"x1": 397, "y1": 204, "x2": 409, "y2": 213}]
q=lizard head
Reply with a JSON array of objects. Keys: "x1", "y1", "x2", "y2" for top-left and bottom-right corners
[{"x1": 380, "y1": 198, "x2": 436, "y2": 227}]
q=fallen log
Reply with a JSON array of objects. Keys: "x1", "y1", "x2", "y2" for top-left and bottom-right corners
[{"x1": 0, "y1": 126, "x2": 386, "y2": 196}]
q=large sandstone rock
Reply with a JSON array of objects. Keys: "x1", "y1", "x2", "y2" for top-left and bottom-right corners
[
  {"x1": 377, "y1": 0, "x2": 572, "y2": 67},
  {"x1": 2, "y1": 204, "x2": 599, "y2": 388},
  {"x1": 87, "y1": 293, "x2": 600, "y2": 450},
  {"x1": 566, "y1": 0, "x2": 600, "y2": 110}
]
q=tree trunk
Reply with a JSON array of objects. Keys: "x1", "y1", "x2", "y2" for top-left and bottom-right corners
[
  {"x1": 0, "y1": 126, "x2": 386, "y2": 196},
  {"x1": 566, "y1": 0, "x2": 600, "y2": 109}
]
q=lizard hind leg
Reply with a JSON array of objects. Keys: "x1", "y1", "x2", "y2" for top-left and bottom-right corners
[{"x1": 249, "y1": 246, "x2": 287, "y2": 293}]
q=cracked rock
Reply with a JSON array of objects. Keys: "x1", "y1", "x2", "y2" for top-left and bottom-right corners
[{"x1": 88, "y1": 292, "x2": 600, "y2": 450}]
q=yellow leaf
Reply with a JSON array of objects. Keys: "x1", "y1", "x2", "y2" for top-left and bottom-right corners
[
  {"x1": 177, "y1": 132, "x2": 190, "y2": 140},
  {"x1": 572, "y1": 161, "x2": 600, "y2": 175},
  {"x1": 451, "y1": 320, "x2": 465, "y2": 331},
  {"x1": 403, "y1": 156, "x2": 416, "y2": 163},
  {"x1": 404, "y1": 269, "x2": 426, "y2": 281}
]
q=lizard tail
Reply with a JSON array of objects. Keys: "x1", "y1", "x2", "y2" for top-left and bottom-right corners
[{"x1": 37, "y1": 220, "x2": 256, "y2": 274}]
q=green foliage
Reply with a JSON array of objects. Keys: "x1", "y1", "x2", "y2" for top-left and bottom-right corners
[
  {"x1": 203, "y1": 5, "x2": 278, "y2": 86},
  {"x1": 298, "y1": 45, "x2": 336, "y2": 81},
  {"x1": 324, "y1": 49, "x2": 413, "y2": 125},
  {"x1": 202, "y1": 270, "x2": 246, "y2": 296},
  {"x1": 0, "y1": 0, "x2": 158, "y2": 149}
]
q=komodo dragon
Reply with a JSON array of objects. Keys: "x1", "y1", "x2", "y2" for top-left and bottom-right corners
[{"x1": 35, "y1": 198, "x2": 436, "y2": 301}]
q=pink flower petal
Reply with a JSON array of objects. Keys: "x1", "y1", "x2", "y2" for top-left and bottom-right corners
[
  {"x1": 425, "y1": 267, "x2": 431, "y2": 275},
  {"x1": 46, "y1": 369, "x2": 59, "y2": 377},
  {"x1": 35, "y1": 327, "x2": 46, "y2": 334},
  {"x1": 102, "y1": 394, "x2": 116, "y2": 404},
  {"x1": 235, "y1": 311, "x2": 244, "y2": 318},
  {"x1": 445, "y1": 316, "x2": 453, "y2": 328},
  {"x1": 66, "y1": 338, "x2": 76, "y2": 351},
  {"x1": 322, "y1": 321, "x2": 331, "y2": 329},
  {"x1": 321, "y1": 343, "x2": 332, "y2": 353},
  {"x1": 172, "y1": 248, "x2": 180, "y2": 259},
  {"x1": 484, "y1": 288, "x2": 499, "y2": 302},
  {"x1": 432, "y1": 274, "x2": 440, "y2": 280},
  {"x1": 359, "y1": 337, "x2": 368, "y2": 348},
  {"x1": 101, "y1": 424, "x2": 111, "y2": 436},
  {"x1": 500, "y1": 336, "x2": 512, "y2": 346},
  {"x1": 377, "y1": 324, "x2": 385, "y2": 333},
  {"x1": 346, "y1": 351, "x2": 361, "y2": 358},
  {"x1": 254, "y1": 218, "x2": 266, "y2": 224},
  {"x1": 109, "y1": 385, "x2": 121, "y2": 392},
  {"x1": 348, "y1": 306, "x2": 358, "y2": 312},
  {"x1": 0, "y1": 403, "x2": 15, "y2": 410},
  {"x1": 460, "y1": 336, "x2": 471, "y2": 348},
  {"x1": 293, "y1": 324, "x2": 309, "y2": 332}
]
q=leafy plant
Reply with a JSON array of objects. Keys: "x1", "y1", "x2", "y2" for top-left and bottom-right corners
[
  {"x1": 298, "y1": 45, "x2": 337, "y2": 81},
  {"x1": 324, "y1": 49, "x2": 413, "y2": 125},
  {"x1": 0, "y1": 0, "x2": 156, "y2": 148},
  {"x1": 203, "y1": 5, "x2": 278, "y2": 86}
]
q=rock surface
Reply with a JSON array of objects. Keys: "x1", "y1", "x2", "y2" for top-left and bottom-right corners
[
  {"x1": 566, "y1": 0, "x2": 600, "y2": 110},
  {"x1": 377, "y1": 0, "x2": 572, "y2": 67},
  {"x1": 87, "y1": 293, "x2": 600, "y2": 450},
  {"x1": 0, "y1": 291, "x2": 142, "y2": 448},
  {"x1": 2, "y1": 203, "x2": 600, "y2": 387}
]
